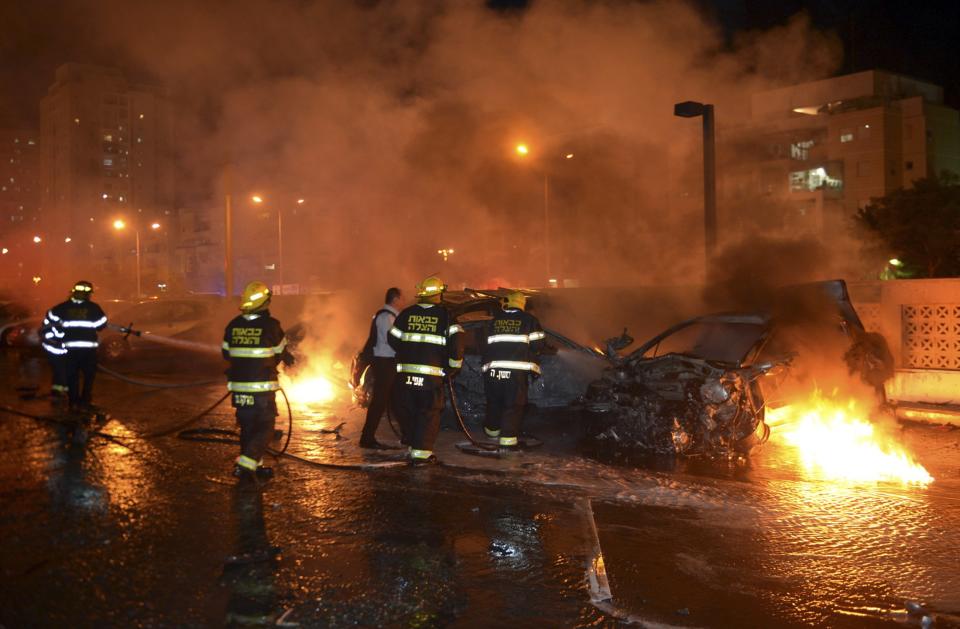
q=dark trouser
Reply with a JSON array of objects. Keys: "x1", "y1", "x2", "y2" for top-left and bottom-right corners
[
  {"x1": 65, "y1": 349, "x2": 97, "y2": 406},
  {"x1": 361, "y1": 357, "x2": 397, "y2": 442},
  {"x1": 234, "y1": 393, "x2": 278, "y2": 467},
  {"x1": 392, "y1": 377, "x2": 444, "y2": 455},
  {"x1": 46, "y1": 351, "x2": 68, "y2": 395},
  {"x1": 484, "y1": 369, "x2": 529, "y2": 443}
]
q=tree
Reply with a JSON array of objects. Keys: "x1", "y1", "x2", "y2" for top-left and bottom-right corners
[{"x1": 856, "y1": 173, "x2": 960, "y2": 278}]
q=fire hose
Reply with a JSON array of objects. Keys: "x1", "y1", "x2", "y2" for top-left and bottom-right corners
[{"x1": 447, "y1": 376, "x2": 498, "y2": 451}]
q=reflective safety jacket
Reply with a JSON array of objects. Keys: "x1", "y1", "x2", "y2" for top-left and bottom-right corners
[
  {"x1": 388, "y1": 303, "x2": 464, "y2": 386},
  {"x1": 46, "y1": 298, "x2": 108, "y2": 351},
  {"x1": 481, "y1": 307, "x2": 546, "y2": 374},
  {"x1": 40, "y1": 312, "x2": 66, "y2": 356},
  {"x1": 222, "y1": 310, "x2": 292, "y2": 393}
]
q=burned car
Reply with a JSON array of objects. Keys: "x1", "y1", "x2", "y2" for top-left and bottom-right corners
[
  {"x1": 582, "y1": 314, "x2": 780, "y2": 458},
  {"x1": 581, "y1": 280, "x2": 891, "y2": 459}
]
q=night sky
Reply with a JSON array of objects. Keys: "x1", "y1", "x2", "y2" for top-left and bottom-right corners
[{"x1": 2, "y1": 0, "x2": 958, "y2": 127}]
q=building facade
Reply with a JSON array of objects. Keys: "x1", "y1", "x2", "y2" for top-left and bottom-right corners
[
  {"x1": 39, "y1": 63, "x2": 175, "y2": 296},
  {"x1": 722, "y1": 70, "x2": 960, "y2": 238}
]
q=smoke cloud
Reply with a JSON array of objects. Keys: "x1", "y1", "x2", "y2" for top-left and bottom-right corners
[{"x1": 68, "y1": 0, "x2": 843, "y2": 292}]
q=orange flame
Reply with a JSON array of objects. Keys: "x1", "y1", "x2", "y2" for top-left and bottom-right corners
[
  {"x1": 279, "y1": 364, "x2": 338, "y2": 406},
  {"x1": 767, "y1": 390, "x2": 933, "y2": 485}
]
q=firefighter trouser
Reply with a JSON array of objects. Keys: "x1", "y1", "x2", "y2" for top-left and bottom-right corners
[
  {"x1": 361, "y1": 357, "x2": 397, "y2": 443},
  {"x1": 65, "y1": 349, "x2": 97, "y2": 406},
  {"x1": 234, "y1": 393, "x2": 278, "y2": 467},
  {"x1": 392, "y1": 377, "x2": 444, "y2": 456},
  {"x1": 45, "y1": 352, "x2": 68, "y2": 395},
  {"x1": 484, "y1": 369, "x2": 529, "y2": 444}
]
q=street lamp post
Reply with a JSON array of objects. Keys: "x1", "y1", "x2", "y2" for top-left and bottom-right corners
[
  {"x1": 674, "y1": 100, "x2": 717, "y2": 260},
  {"x1": 114, "y1": 219, "x2": 160, "y2": 299},
  {"x1": 515, "y1": 143, "x2": 554, "y2": 283},
  {"x1": 252, "y1": 196, "x2": 303, "y2": 293}
]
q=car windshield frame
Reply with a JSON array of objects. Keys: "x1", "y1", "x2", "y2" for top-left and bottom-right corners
[{"x1": 629, "y1": 314, "x2": 771, "y2": 366}]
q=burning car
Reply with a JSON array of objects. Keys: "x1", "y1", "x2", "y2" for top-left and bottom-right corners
[{"x1": 581, "y1": 280, "x2": 892, "y2": 459}]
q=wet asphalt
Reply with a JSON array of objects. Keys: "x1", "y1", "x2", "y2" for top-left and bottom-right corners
[{"x1": 1, "y1": 348, "x2": 959, "y2": 628}]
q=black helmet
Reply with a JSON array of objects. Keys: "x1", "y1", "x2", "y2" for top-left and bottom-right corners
[{"x1": 72, "y1": 280, "x2": 94, "y2": 301}]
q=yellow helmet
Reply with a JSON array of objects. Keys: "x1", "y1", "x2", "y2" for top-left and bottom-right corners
[
  {"x1": 240, "y1": 281, "x2": 272, "y2": 313},
  {"x1": 416, "y1": 276, "x2": 446, "y2": 298},
  {"x1": 503, "y1": 290, "x2": 527, "y2": 311}
]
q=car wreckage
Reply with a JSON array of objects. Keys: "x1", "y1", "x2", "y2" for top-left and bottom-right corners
[{"x1": 581, "y1": 280, "x2": 892, "y2": 459}]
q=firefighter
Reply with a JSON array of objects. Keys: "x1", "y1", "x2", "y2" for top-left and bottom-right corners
[
  {"x1": 223, "y1": 281, "x2": 295, "y2": 482},
  {"x1": 46, "y1": 281, "x2": 108, "y2": 413},
  {"x1": 387, "y1": 276, "x2": 464, "y2": 465},
  {"x1": 481, "y1": 291, "x2": 545, "y2": 451},
  {"x1": 40, "y1": 302, "x2": 68, "y2": 402}
]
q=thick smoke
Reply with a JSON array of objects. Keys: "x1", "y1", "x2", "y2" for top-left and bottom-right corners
[{"x1": 69, "y1": 0, "x2": 843, "y2": 293}]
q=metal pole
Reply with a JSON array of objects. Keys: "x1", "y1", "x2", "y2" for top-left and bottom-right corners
[
  {"x1": 544, "y1": 172, "x2": 551, "y2": 282},
  {"x1": 224, "y1": 192, "x2": 233, "y2": 297},
  {"x1": 135, "y1": 229, "x2": 141, "y2": 299},
  {"x1": 702, "y1": 104, "x2": 717, "y2": 259},
  {"x1": 277, "y1": 208, "x2": 283, "y2": 291}
]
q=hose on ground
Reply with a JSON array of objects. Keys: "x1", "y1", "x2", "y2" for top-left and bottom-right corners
[
  {"x1": 98, "y1": 365, "x2": 222, "y2": 389},
  {"x1": 447, "y1": 376, "x2": 497, "y2": 450},
  {"x1": 143, "y1": 391, "x2": 232, "y2": 438}
]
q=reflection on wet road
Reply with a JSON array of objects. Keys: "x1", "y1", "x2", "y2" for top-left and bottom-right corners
[{"x1": 1, "y1": 352, "x2": 958, "y2": 627}]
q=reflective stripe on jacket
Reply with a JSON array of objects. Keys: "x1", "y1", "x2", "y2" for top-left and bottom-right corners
[
  {"x1": 481, "y1": 307, "x2": 545, "y2": 373},
  {"x1": 48, "y1": 299, "x2": 107, "y2": 350},
  {"x1": 222, "y1": 310, "x2": 289, "y2": 392},
  {"x1": 388, "y1": 303, "x2": 464, "y2": 386}
]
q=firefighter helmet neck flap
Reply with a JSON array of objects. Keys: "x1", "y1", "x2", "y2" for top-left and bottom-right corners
[
  {"x1": 503, "y1": 290, "x2": 526, "y2": 311},
  {"x1": 240, "y1": 281, "x2": 272, "y2": 313},
  {"x1": 72, "y1": 280, "x2": 94, "y2": 301},
  {"x1": 416, "y1": 276, "x2": 446, "y2": 303}
]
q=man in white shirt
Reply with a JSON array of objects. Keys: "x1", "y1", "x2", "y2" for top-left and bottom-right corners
[{"x1": 359, "y1": 287, "x2": 405, "y2": 449}]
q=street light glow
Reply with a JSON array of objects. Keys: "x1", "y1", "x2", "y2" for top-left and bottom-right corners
[
  {"x1": 889, "y1": 258, "x2": 903, "y2": 267},
  {"x1": 252, "y1": 195, "x2": 264, "y2": 204},
  {"x1": 64, "y1": 237, "x2": 72, "y2": 243},
  {"x1": 565, "y1": 153, "x2": 574, "y2": 159},
  {"x1": 113, "y1": 219, "x2": 126, "y2": 230},
  {"x1": 151, "y1": 222, "x2": 161, "y2": 230},
  {"x1": 33, "y1": 235, "x2": 42, "y2": 243},
  {"x1": 515, "y1": 143, "x2": 529, "y2": 156},
  {"x1": 297, "y1": 198, "x2": 305, "y2": 205},
  {"x1": 1, "y1": 248, "x2": 8, "y2": 255}
]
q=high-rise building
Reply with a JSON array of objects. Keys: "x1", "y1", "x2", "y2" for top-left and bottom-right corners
[
  {"x1": 0, "y1": 127, "x2": 42, "y2": 287},
  {"x1": 722, "y1": 70, "x2": 960, "y2": 236},
  {"x1": 39, "y1": 63, "x2": 175, "y2": 296}
]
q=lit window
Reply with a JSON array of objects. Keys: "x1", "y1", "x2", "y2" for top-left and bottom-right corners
[
  {"x1": 27, "y1": 139, "x2": 34, "y2": 145},
  {"x1": 790, "y1": 140, "x2": 814, "y2": 160},
  {"x1": 136, "y1": 137, "x2": 142, "y2": 143},
  {"x1": 102, "y1": 193, "x2": 109, "y2": 199},
  {"x1": 103, "y1": 158, "x2": 113, "y2": 167},
  {"x1": 138, "y1": 113, "x2": 144, "y2": 119},
  {"x1": 74, "y1": 118, "x2": 80, "y2": 125},
  {"x1": 103, "y1": 133, "x2": 113, "y2": 142},
  {"x1": 840, "y1": 132, "x2": 854, "y2": 143}
]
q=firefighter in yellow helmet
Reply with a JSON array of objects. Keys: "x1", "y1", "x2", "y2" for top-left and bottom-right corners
[
  {"x1": 222, "y1": 281, "x2": 295, "y2": 482},
  {"x1": 387, "y1": 276, "x2": 464, "y2": 465},
  {"x1": 481, "y1": 290, "x2": 545, "y2": 451}
]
